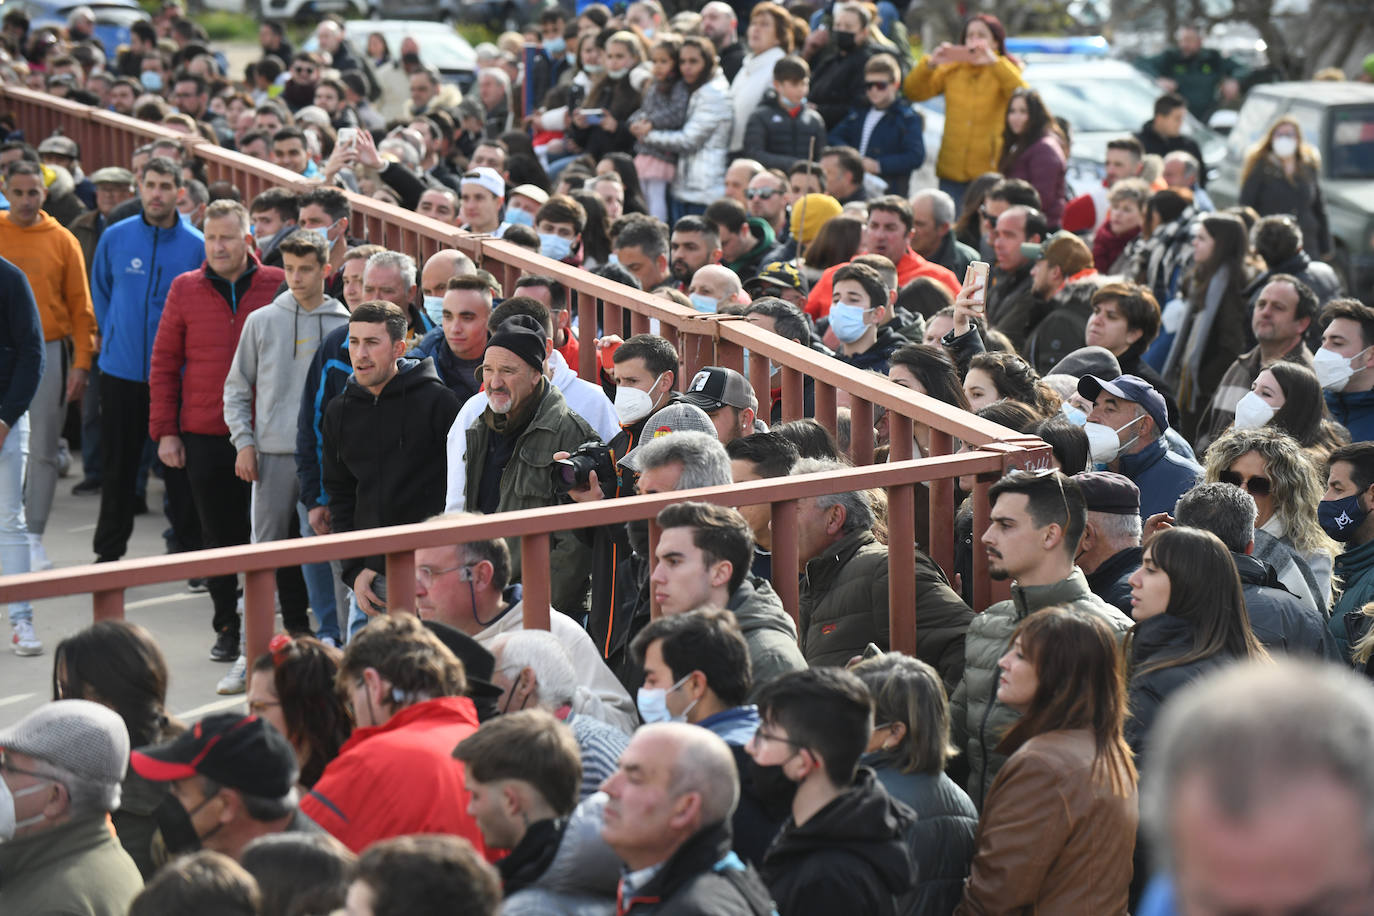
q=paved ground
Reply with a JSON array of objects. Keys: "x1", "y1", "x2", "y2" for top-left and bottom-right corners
[{"x1": 0, "y1": 459, "x2": 256, "y2": 729}]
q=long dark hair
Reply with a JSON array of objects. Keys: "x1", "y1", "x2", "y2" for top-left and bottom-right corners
[
  {"x1": 997, "y1": 606, "x2": 1137, "y2": 796},
  {"x1": 1188, "y1": 213, "x2": 1249, "y2": 309},
  {"x1": 1267, "y1": 360, "x2": 1347, "y2": 454},
  {"x1": 570, "y1": 187, "x2": 612, "y2": 265},
  {"x1": 889, "y1": 343, "x2": 970, "y2": 411},
  {"x1": 968, "y1": 351, "x2": 1062, "y2": 417},
  {"x1": 803, "y1": 214, "x2": 863, "y2": 270},
  {"x1": 997, "y1": 88, "x2": 1055, "y2": 173},
  {"x1": 252, "y1": 637, "x2": 352, "y2": 788},
  {"x1": 679, "y1": 34, "x2": 718, "y2": 92},
  {"x1": 53, "y1": 620, "x2": 183, "y2": 747},
  {"x1": 954, "y1": 171, "x2": 1003, "y2": 248},
  {"x1": 598, "y1": 151, "x2": 649, "y2": 215},
  {"x1": 1133, "y1": 527, "x2": 1268, "y2": 679}
]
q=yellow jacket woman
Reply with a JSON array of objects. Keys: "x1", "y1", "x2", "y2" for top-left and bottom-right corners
[{"x1": 904, "y1": 14, "x2": 1026, "y2": 186}]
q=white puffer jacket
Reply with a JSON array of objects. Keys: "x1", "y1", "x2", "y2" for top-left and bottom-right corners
[{"x1": 646, "y1": 70, "x2": 733, "y2": 206}]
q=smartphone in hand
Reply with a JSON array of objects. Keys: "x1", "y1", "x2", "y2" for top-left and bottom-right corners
[{"x1": 965, "y1": 261, "x2": 989, "y2": 310}]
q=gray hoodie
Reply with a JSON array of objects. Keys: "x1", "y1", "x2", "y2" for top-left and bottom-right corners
[{"x1": 224, "y1": 289, "x2": 349, "y2": 454}]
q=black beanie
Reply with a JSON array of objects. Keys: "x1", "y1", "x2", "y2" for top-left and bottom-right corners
[{"x1": 485, "y1": 314, "x2": 547, "y2": 372}]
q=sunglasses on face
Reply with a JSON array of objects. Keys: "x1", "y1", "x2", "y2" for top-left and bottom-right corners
[
  {"x1": 293, "y1": 67, "x2": 316, "y2": 76},
  {"x1": 745, "y1": 188, "x2": 780, "y2": 200},
  {"x1": 1219, "y1": 470, "x2": 1272, "y2": 497},
  {"x1": 864, "y1": 81, "x2": 890, "y2": 91}
]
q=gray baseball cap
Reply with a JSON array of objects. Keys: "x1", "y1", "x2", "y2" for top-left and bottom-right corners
[
  {"x1": 0, "y1": 699, "x2": 129, "y2": 786},
  {"x1": 619, "y1": 402, "x2": 717, "y2": 472}
]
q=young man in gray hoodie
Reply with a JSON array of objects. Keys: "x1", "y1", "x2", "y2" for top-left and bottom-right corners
[{"x1": 223, "y1": 230, "x2": 349, "y2": 679}]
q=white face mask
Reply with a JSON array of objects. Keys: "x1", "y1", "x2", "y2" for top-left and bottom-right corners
[
  {"x1": 636, "y1": 672, "x2": 696, "y2": 724},
  {"x1": 613, "y1": 371, "x2": 665, "y2": 426},
  {"x1": 1084, "y1": 414, "x2": 1145, "y2": 465},
  {"x1": 1272, "y1": 135, "x2": 1298, "y2": 158},
  {"x1": 1314, "y1": 346, "x2": 1364, "y2": 392},
  {"x1": 0, "y1": 774, "x2": 52, "y2": 842},
  {"x1": 1233, "y1": 391, "x2": 1277, "y2": 430}
]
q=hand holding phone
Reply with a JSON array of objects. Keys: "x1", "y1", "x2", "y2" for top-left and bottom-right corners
[
  {"x1": 337, "y1": 127, "x2": 358, "y2": 149},
  {"x1": 964, "y1": 261, "x2": 989, "y2": 310},
  {"x1": 578, "y1": 108, "x2": 605, "y2": 125}
]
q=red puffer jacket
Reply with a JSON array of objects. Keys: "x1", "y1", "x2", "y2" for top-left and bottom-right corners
[{"x1": 149, "y1": 255, "x2": 285, "y2": 439}]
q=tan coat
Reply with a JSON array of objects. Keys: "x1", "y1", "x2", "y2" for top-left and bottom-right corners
[{"x1": 956, "y1": 729, "x2": 1138, "y2": 915}]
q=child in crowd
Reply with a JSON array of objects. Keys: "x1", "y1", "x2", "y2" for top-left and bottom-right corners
[
  {"x1": 742, "y1": 55, "x2": 828, "y2": 173},
  {"x1": 827, "y1": 53, "x2": 925, "y2": 198},
  {"x1": 628, "y1": 35, "x2": 690, "y2": 221}
]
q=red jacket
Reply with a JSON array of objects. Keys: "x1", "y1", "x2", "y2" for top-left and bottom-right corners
[
  {"x1": 805, "y1": 248, "x2": 961, "y2": 320},
  {"x1": 149, "y1": 254, "x2": 285, "y2": 439},
  {"x1": 301, "y1": 696, "x2": 489, "y2": 857}
]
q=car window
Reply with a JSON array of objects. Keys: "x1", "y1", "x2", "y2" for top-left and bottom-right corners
[
  {"x1": 1328, "y1": 104, "x2": 1374, "y2": 180},
  {"x1": 1228, "y1": 94, "x2": 1284, "y2": 160},
  {"x1": 1287, "y1": 102, "x2": 1324, "y2": 151}
]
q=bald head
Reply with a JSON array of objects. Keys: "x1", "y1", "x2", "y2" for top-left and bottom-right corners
[
  {"x1": 650, "y1": 723, "x2": 740, "y2": 824},
  {"x1": 689, "y1": 264, "x2": 742, "y2": 305},
  {"x1": 421, "y1": 249, "x2": 476, "y2": 299}
]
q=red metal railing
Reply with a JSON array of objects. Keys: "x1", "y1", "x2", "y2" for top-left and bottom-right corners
[{"x1": 0, "y1": 86, "x2": 1049, "y2": 666}]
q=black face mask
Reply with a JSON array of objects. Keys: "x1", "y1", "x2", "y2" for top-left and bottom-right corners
[
  {"x1": 746, "y1": 756, "x2": 798, "y2": 817},
  {"x1": 835, "y1": 31, "x2": 857, "y2": 53}
]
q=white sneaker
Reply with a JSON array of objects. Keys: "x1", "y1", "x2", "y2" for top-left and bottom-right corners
[
  {"x1": 216, "y1": 654, "x2": 247, "y2": 695},
  {"x1": 28, "y1": 534, "x2": 51, "y2": 571},
  {"x1": 56, "y1": 438, "x2": 71, "y2": 478},
  {"x1": 11, "y1": 619, "x2": 42, "y2": 656}
]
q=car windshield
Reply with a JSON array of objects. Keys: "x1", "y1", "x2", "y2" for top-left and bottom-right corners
[
  {"x1": 1329, "y1": 105, "x2": 1374, "y2": 179},
  {"x1": 1028, "y1": 72, "x2": 1164, "y2": 134},
  {"x1": 364, "y1": 26, "x2": 474, "y2": 71}
]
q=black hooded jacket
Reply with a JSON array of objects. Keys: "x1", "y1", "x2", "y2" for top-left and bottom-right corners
[
  {"x1": 1232, "y1": 551, "x2": 1339, "y2": 660},
  {"x1": 322, "y1": 356, "x2": 460, "y2": 588},
  {"x1": 760, "y1": 767, "x2": 916, "y2": 916}
]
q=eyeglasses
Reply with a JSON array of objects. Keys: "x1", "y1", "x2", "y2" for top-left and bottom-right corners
[
  {"x1": 292, "y1": 66, "x2": 316, "y2": 76},
  {"x1": 979, "y1": 207, "x2": 995, "y2": 224},
  {"x1": 1219, "y1": 470, "x2": 1272, "y2": 497},
  {"x1": 745, "y1": 188, "x2": 780, "y2": 200},
  {"x1": 417, "y1": 563, "x2": 470, "y2": 587},
  {"x1": 864, "y1": 81, "x2": 890, "y2": 91},
  {"x1": 748, "y1": 726, "x2": 802, "y2": 750}
]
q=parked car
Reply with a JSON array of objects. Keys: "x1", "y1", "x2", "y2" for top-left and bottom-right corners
[
  {"x1": 910, "y1": 56, "x2": 1227, "y2": 199},
  {"x1": 1209, "y1": 81, "x2": 1374, "y2": 299},
  {"x1": 303, "y1": 19, "x2": 476, "y2": 90},
  {"x1": 367, "y1": 0, "x2": 540, "y2": 29},
  {"x1": 257, "y1": 0, "x2": 368, "y2": 21},
  {"x1": 0, "y1": 0, "x2": 147, "y2": 57}
]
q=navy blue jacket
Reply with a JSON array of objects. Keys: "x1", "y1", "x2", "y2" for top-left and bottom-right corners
[
  {"x1": 1117, "y1": 437, "x2": 1202, "y2": 521},
  {"x1": 90, "y1": 213, "x2": 205, "y2": 383},
  {"x1": 827, "y1": 101, "x2": 925, "y2": 197},
  {"x1": 406, "y1": 327, "x2": 481, "y2": 405},
  {"x1": 0, "y1": 256, "x2": 44, "y2": 428},
  {"x1": 1326, "y1": 388, "x2": 1374, "y2": 444},
  {"x1": 296, "y1": 323, "x2": 353, "y2": 510}
]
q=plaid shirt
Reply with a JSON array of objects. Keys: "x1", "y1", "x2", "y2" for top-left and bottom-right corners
[{"x1": 1196, "y1": 340, "x2": 1312, "y2": 452}]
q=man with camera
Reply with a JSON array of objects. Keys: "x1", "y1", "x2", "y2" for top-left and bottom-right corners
[{"x1": 461, "y1": 308, "x2": 599, "y2": 615}]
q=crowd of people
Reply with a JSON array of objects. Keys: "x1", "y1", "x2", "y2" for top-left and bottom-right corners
[{"x1": 1, "y1": 1, "x2": 1373, "y2": 914}]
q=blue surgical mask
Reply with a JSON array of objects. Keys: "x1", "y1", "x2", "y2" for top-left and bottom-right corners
[
  {"x1": 544, "y1": 35, "x2": 566, "y2": 56},
  {"x1": 565, "y1": 52, "x2": 577, "y2": 67},
  {"x1": 584, "y1": 64, "x2": 605, "y2": 76},
  {"x1": 1061, "y1": 402, "x2": 1087, "y2": 427},
  {"x1": 540, "y1": 233, "x2": 573, "y2": 260},
  {"x1": 606, "y1": 66, "x2": 630, "y2": 80},
  {"x1": 140, "y1": 71, "x2": 163, "y2": 92},
  {"x1": 306, "y1": 220, "x2": 337, "y2": 250},
  {"x1": 690, "y1": 293, "x2": 718, "y2": 314},
  {"x1": 829, "y1": 303, "x2": 871, "y2": 343},
  {"x1": 1320, "y1": 493, "x2": 1369, "y2": 542},
  {"x1": 504, "y1": 206, "x2": 534, "y2": 228},
  {"x1": 423, "y1": 295, "x2": 444, "y2": 326},
  {"x1": 636, "y1": 673, "x2": 695, "y2": 724},
  {"x1": 642, "y1": 27, "x2": 656, "y2": 39}
]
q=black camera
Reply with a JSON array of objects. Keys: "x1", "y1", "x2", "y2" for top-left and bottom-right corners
[{"x1": 551, "y1": 441, "x2": 618, "y2": 496}]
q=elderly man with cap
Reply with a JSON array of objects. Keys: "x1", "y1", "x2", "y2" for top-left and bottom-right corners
[
  {"x1": 68, "y1": 166, "x2": 135, "y2": 270},
  {"x1": 458, "y1": 166, "x2": 509, "y2": 237},
  {"x1": 504, "y1": 183, "x2": 548, "y2": 230},
  {"x1": 461, "y1": 313, "x2": 599, "y2": 614},
  {"x1": 1020, "y1": 231, "x2": 1103, "y2": 376},
  {"x1": 37, "y1": 135, "x2": 95, "y2": 210},
  {"x1": 129, "y1": 712, "x2": 319, "y2": 861},
  {"x1": 745, "y1": 261, "x2": 809, "y2": 311},
  {"x1": 0, "y1": 699, "x2": 143, "y2": 913},
  {"x1": 681, "y1": 366, "x2": 760, "y2": 444},
  {"x1": 1080, "y1": 374, "x2": 1201, "y2": 520},
  {"x1": 1073, "y1": 471, "x2": 1144, "y2": 617}
]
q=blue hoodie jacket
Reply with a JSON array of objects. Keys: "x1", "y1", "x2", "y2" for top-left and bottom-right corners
[
  {"x1": 296, "y1": 322, "x2": 353, "y2": 511},
  {"x1": 90, "y1": 213, "x2": 205, "y2": 383},
  {"x1": 1325, "y1": 388, "x2": 1374, "y2": 444}
]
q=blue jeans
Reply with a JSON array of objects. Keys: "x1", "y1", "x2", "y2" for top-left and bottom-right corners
[
  {"x1": 0, "y1": 414, "x2": 34, "y2": 624},
  {"x1": 940, "y1": 178, "x2": 969, "y2": 213},
  {"x1": 297, "y1": 503, "x2": 340, "y2": 642},
  {"x1": 670, "y1": 198, "x2": 706, "y2": 222},
  {"x1": 346, "y1": 589, "x2": 369, "y2": 643}
]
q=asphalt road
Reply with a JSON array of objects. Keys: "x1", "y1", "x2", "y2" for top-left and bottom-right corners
[{"x1": 0, "y1": 458, "x2": 254, "y2": 730}]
